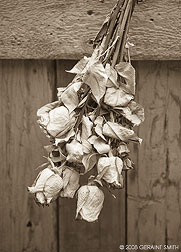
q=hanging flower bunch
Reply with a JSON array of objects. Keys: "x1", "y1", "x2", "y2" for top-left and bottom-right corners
[{"x1": 28, "y1": 0, "x2": 144, "y2": 222}]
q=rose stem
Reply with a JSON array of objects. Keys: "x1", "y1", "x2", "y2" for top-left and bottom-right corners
[{"x1": 112, "y1": 0, "x2": 133, "y2": 66}]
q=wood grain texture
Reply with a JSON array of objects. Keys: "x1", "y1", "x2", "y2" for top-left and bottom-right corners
[
  {"x1": 0, "y1": 60, "x2": 57, "y2": 252},
  {"x1": 127, "y1": 61, "x2": 181, "y2": 249},
  {"x1": 1, "y1": 59, "x2": 181, "y2": 252},
  {"x1": 57, "y1": 60, "x2": 126, "y2": 252},
  {"x1": 166, "y1": 61, "x2": 181, "y2": 245},
  {"x1": 0, "y1": 0, "x2": 180, "y2": 60}
]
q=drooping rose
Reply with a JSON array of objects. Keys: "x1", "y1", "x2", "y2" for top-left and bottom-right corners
[
  {"x1": 37, "y1": 102, "x2": 75, "y2": 138},
  {"x1": 97, "y1": 156, "x2": 123, "y2": 188},
  {"x1": 28, "y1": 166, "x2": 63, "y2": 205},
  {"x1": 76, "y1": 185, "x2": 104, "y2": 222}
]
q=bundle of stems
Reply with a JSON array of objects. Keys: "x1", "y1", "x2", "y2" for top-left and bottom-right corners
[
  {"x1": 93, "y1": 0, "x2": 137, "y2": 66},
  {"x1": 73, "y1": 0, "x2": 138, "y2": 133}
]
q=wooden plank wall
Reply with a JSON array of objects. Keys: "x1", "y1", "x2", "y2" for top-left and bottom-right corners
[
  {"x1": 127, "y1": 61, "x2": 181, "y2": 250},
  {"x1": 0, "y1": 60, "x2": 181, "y2": 252},
  {"x1": 0, "y1": 60, "x2": 58, "y2": 252}
]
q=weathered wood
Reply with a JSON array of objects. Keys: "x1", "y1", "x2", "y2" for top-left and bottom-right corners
[
  {"x1": 57, "y1": 60, "x2": 126, "y2": 252},
  {"x1": 127, "y1": 61, "x2": 181, "y2": 249},
  {"x1": 1, "y1": 59, "x2": 181, "y2": 252},
  {"x1": 166, "y1": 61, "x2": 181, "y2": 245},
  {"x1": 0, "y1": 0, "x2": 180, "y2": 60},
  {"x1": 0, "y1": 60, "x2": 57, "y2": 252}
]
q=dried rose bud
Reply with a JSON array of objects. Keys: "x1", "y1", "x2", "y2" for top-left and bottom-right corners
[
  {"x1": 76, "y1": 185, "x2": 104, "y2": 222},
  {"x1": 60, "y1": 167, "x2": 80, "y2": 198},
  {"x1": 66, "y1": 139, "x2": 84, "y2": 163},
  {"x1": 117, "y1": 143, "x2": 130, "y2": 157},
  {"x1": 28, "y1": 166, "x2": 63, "y2": 205},
  {"x1": 97, "y1": 156, "x2": 123, "y2": 188}
]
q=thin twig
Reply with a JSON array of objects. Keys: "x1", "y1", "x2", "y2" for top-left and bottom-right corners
[
  {"x1": 119, "y1": 5, "x2": 132, "y2": 62},
  {"x1": 112, "y1": 0, "x2": 132, "y2": 66}
]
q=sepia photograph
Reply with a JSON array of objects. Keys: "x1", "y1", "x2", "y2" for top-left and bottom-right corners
[{"x1": 0, "y1": 0, "x2": 181, "y2": 251}]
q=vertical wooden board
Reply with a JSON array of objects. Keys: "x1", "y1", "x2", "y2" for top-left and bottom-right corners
[
  {"x1": 127, "y1": 61, "x2": 169, "y2": 247},
  {"x1": 56, "y1": 60, "x2": 78, "y2": 88},
  {"x1": 166, "y1": 61, "x2": 181, "y2": 246},
  {"x1": 57, "y1": 59, "x2": 126, "y2": 252},
  {"x1": 126, "y1": 61, "x2": 140, "y2": 247},
  {"x1": 99, "y1": 188, "x2": 126, "y2": 252},
  {"x1": 0, "y1": 60, "x2": 57, "y2": 252}
]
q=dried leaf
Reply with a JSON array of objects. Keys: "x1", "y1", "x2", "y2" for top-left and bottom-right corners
[
  {"x1": 60, "y1": 167, "x2": 80, "y2": 198},
  {"x1": 66, "y1": 57, "x2": 89, "y2": 74},
  {"x1": 83, "y1": 61, "x2": 108, "y2": 103},
  {"x1": 94, "y1": 138, "x2": 110, "y2": 154},
  {"x1": 94, "y1": 116, "x2": 106, "y2": 141},
  {"x1": 94, "y1": 116, "x2": 104, "y2": 125},
  {"x1": 115, "y1": 101, "x2": 144, "y2": 126},
  {"x1": 105, "y1": 63, "x2": 119, "y2": 88},
  {"x1": 88, "y1": 135, "x2": 98, "y2": 145},
  {"x1": 104, "y1": 87, "x2": 133, "y2": 107},
  {"x1": 115, "y1": 62, "x2": 135, "y2": 95},
  {"x1": 80, "y1": 116, "x2": 93, "y2": 154},
  {"x1": 55, "y1": 128, "x2": 75, "y2": 145},
  {"x1": 88, "y1": 135, "x2": 110, "y2": 154},
  {"x1": 61, "y1": 82, "x2": 82, "y2": 112},
  {"x1": 82, "y1": 153, "x2": 98, "y2": 174},
  {"x1": 81, "y1": 116, "x2": 93, "y2": 139},
  {"x1": 103, "y1": 121, "x2": 142, "y2": 143},
  {"x1": 123, "y1": 158, "x2": 135, "y2": 170},
  {"x1": 57, "y1": 87, "x2": 66, "y2": 101},
  {"x1": 82, "y1": 139, "x2": 93, "y2": 154}
]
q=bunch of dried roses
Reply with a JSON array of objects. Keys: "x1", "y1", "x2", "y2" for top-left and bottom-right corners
[{"x1": 28, "y1": 0, "x2": 144, "y2": 222}]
